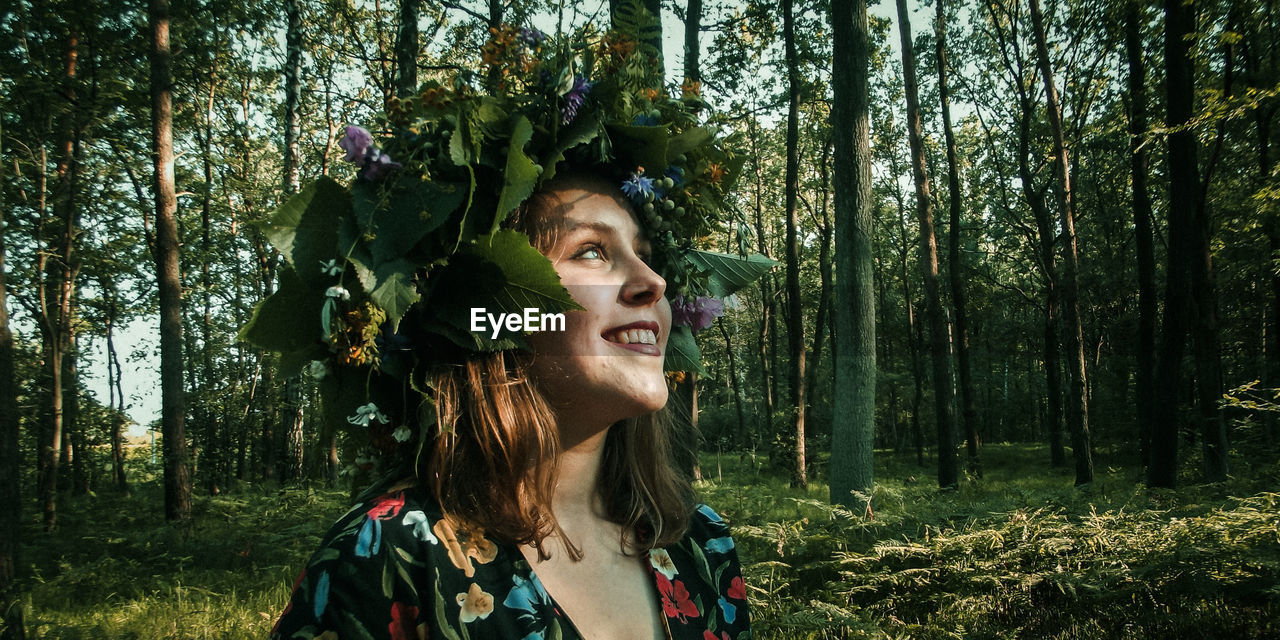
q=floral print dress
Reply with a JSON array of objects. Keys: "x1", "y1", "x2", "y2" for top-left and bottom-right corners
[{"x1": 271, "y1": 484, "x2": 751, "y2": 640}]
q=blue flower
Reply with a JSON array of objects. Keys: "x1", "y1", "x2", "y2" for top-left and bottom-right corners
[
  {"x1": 561, "y1": 76, "x2": 593, "y2": 124},
  {"x1": 705, "y1": 536, "x2": 735, "y2": 554},
  {"x1": 697, "y1": 504, "x2": 726, "y2": 526},
  {"x1": 313, "y1": 570, "x2": 330, "y2": 620},
  {"x1": 518, "y1": 27, "x2": 545, "y2": 47},
  {"x1": 664, "y1": 166, "x2": 685, "y2": 188},
  {"x1": 719, "y1": 596, "x2": 737, "y2": 623},
  {"x1": 504, "y1": 572, "x2": 550, "y2": 615},
  {"x1": 620, "y1": 171, "x2": 656, "y2": 206},
  {"x1": 632, "y1": 113, "x2": 659, "y2": 127},
  {"x1": 354, "y1": 517, "x2": 381, "y2": 557}
]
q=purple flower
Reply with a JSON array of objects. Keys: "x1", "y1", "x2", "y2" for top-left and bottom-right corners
[
  {"x1": 672, "y1": 295, "x2": 725, "y2": 333},
  {"x1": 561, "y1": 76, "x2": 592, "y2": 124},
  {"x1": 518, "y1": 27, "x2": 545, "y2": 47},
  {"x1": 362, "y1": 150, "x2": 402, "y2": 180},
  {"x1": 620, "y1": 171, "x2": 656, "y2": 206},
  {"x1": 339, "y1": 125, "x2": 373, "y2": 163}
]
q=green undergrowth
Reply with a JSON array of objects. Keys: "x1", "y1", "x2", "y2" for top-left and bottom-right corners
[
  {"x1": 5, "y1": 444, "x2": 1278, "y2": 639},
  {"x1": 699, "y1": 444, "x2": 1280, "y2": 639}
]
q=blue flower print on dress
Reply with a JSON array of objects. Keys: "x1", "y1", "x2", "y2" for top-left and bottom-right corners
[
  {"x1": 313, "y1": 570, "x2": 330, "y2": 620},
  {"x1": 697, "y1": 504, "x2": 727, "y2": 527},
  {"x1": 402, "y1": 510, "x2": 439, "y2": 544},
  {"x1": 503, "y1": 572, "x2": 550, "y2": 616},
  {"x1": 705, "y1": 536, "x2": 735, "y2": 554},
  {"x1": 719, "y1": 596, "x2": 736, "y2": 624},
  {"x1": 355, "y1": 517, "x2": 382, "y2": 557}
]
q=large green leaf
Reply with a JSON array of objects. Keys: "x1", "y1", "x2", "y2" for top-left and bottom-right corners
[
  {"x1": 492, "y1": 115, "x2": 539, "y2": 233},
  {"x1": 664, "y1": 324, "x2": 706, "y2": 374},
  {"x1": 368, "y1": 258, "x2": 421, "y2": 331},
  {"x1": 238, "y1": 266, "x2": 325, "y2": 351},
  {"x1": 370, "y1": 179, "x2": 464, "y2": 264},
  {"x1": 608, "y1": 123, "x2": 669, "y2": 173},
  {"x1": 466, "y1": 230, "x2": 583, "y2": 316},
  {"x1": 685, "y1": 250, "x2": 779, "y2": 298},
  {"x1": 540, "y1": 113, "x2": 603, "y2": 182},
  {"x1": 261, "y1": 177, "x2": 348, "y2": 286},
  {"x1": 666, "y1": 127, "x2": 713, "y2": 163}
]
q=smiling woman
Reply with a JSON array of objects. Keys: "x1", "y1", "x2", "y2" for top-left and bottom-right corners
[{"x1": 249, "y1": 22, "x2": 769, "y2": 640}]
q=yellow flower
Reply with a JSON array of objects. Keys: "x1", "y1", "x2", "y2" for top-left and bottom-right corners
[
  {"x1": 645, "y1": 87, "x2": 662, "y2": 102},
  {"x1": 681, "y1": 79, "x2": 701, "y2": 98},
  {"x1": 707, "y1": 163, "x2": 726, "y2": 183},
  {"x1": 456, "y1": 582, "x2": 495, "y2": 623}
]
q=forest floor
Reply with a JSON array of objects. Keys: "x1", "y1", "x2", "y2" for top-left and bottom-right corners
[{"x1": 4, "y1": 443, "x2": 1279, "y2": 639}]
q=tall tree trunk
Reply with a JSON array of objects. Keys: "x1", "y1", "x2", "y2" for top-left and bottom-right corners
[
  {"x1": 151, "y1": 0, "x2": 190, "y2": 521},
  {"x1": 782, "y1": 0, "x2": 808, "y2": 489},
  {"x1": 1029, "y1": 0, "x2": 1092, "y2": 486},
  {"x1": 0, "y1": 119, "x2": 19, "y2": 591},
  {"x1": 750, "y1": 115, "x2": 775, "y2": 450},
  {"x1": 897, "y1": 0, "x2": 957, "y2": 489},
  {"x1": 830, "y1": 0, "x2": 876, "y2": 505},
  {"x1": 936, "y1": 0, "x2": 980, "y2": 476},
  {"x1": 104, "y1": 282, "x2": 128, "y2": 494},
  {"x1": 395, "y1": 0, "x2": 418, "y2": 97},
  {"x1": 683, "y1": 0, "x2": 703, "y2": 84},
  {"x1": 67, "y1": 333, "x2": 86, "y2": 495},
  {"x1": 1125, "y1": 0, "x2": 1157, "y2": 470},
  {"x1": 1148, "y1": 0, "x2": 1201, "y2": 488},
  {"x1": 717, "y1": 318, "x2": 748, "y2": 447},
  {"x1": 282, "y1": 0, "x2": 306, "y2": 482},
  {"x1": 889, "y1": 134, "x2": 926, "y2": 466},
  {"x1": 805, "y1": 140, "x2": 833, "y2": 418}
]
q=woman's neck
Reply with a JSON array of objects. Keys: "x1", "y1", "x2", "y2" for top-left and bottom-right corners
[{"x1": 552, "y1": 427, "x2": 609, "y2": 520}]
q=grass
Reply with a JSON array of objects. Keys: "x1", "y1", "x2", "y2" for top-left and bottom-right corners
[{"x1": 4, "y1": 444, "x2": 1278, "y2": 639}]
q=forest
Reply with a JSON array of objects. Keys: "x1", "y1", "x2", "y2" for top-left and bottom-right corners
[{"x1": 1, "y1": 0, "x2": 1278, "y2": 637}]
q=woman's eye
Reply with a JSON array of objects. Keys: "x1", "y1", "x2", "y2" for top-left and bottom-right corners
[{"x1": 575, "y1": 245, "x2": 604, "y2": 260}]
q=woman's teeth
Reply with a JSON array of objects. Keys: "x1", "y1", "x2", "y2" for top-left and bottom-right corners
[{"x1": 608, "y1": 328, "x2": 657, "y2": 345}]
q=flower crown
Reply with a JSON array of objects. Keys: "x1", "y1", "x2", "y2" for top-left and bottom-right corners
[{"x1": 239, "y1": 25, "x2": 774, "y2": 441}]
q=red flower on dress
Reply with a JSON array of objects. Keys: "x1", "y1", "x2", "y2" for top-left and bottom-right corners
[
  {"x1": 368, "y1": 492, "x2": 406, "y2": 520},
  {"x1": 656, "y1": 573, "x2": 701, "y2": 621},
  {"x1": 703, "y1": 631, "x2": 729, "y2": 640},
  {"x1": 727, "y1": 576, "x2": 746, "y2": 601},
  {"x1": 389, "y1": 601, "x2": 424, "y2": 640}
]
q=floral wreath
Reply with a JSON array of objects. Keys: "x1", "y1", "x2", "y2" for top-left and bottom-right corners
[{"x1": 239, "y1": 24, "x2": 775, "y2": 455}]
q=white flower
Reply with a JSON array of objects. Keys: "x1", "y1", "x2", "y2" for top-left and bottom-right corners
[
  {"x1": 324, "y1": 285, "x2": 350, "y2": 300},
  {"x1": 403, "y1": 510, "x2": 438, "y2": 544},
  {"x1": 307, "y1": 361, "x2": 328, "y2": 380},
  {"x1": 319, "y1": 259, "x2": 343, "y2": 276},
  {"x1": 347, "y1": 402, "x2": 389, "y2": 427},
  {"x1": 391, "y1": 425, "x2": 412, "y2": 442},
  {"x1": 648, "y1": 548, "x2": 678, "y2": 580}
]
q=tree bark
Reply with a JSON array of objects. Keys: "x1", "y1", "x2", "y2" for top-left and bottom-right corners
[
  {"x1": 935, "y1": 0, "x2": 980, "y2": 476},
  {"x1": 1125, "y1": 0, "x2": 1157, "y2": 470},
  {"x1": 395, "y1": 0, "x2": 418, "y2": 97},
  {"x1": 282, "y1": 0, "x2": 306, "y2": 482},
  {"x1": 0, "y1": 119, "x2": 19, "y2": 591},
  {"x1": 1028, "y1": 0, "x2": 1092, "y2": 486},
  {"x1": 897, "y1": 0, "x2": 957, "y2": 489},
  {"x1": 683, "y1": 0, "x2": 703, "y2": 84},
  {"x1": 783, "y1": 0, "x2": 808, "y2": 489},
  {"x1": 830, "y1": 0, "x2": 877, "y2": 505},
  {"x1": 151, "y1": 0, "x2": 191, "y2": 521}
]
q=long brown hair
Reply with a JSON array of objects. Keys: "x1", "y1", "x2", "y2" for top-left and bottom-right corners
[{"x1": 414, "y1": 173, "x2": 694, "y2": 558}]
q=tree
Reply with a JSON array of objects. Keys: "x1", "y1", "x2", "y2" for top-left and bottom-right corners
[
  {"x1": 1028, "y1": 0, "x2": 1092, "y2": 486},
  {"x1": 782, "y1": 0, "x2": 808, "y2": 489},
  {"x1": 896, "y1": 0, "x2": 956, "y2": 489},
  {"x1": 1124, "y1": 0, "x2": 1156, "y2": 470},
  {"x1": 150, "y1": 0, "x2": 190, "y2": 521},
  {"x1": 0, "y1": 119, "x2": 18, "y2": 592},
  {"x1": 830, "y1": 0, "x2": 876, "y2": 505}
]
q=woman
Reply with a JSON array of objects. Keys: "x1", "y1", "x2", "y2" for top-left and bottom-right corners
[{"x1": 251, "y1": 26, "x2": 761, "y2": 640}]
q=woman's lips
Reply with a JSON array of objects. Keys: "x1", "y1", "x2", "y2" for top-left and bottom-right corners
[{"x1": 602, "y1": 321, "x2": 662, "y2": 355}]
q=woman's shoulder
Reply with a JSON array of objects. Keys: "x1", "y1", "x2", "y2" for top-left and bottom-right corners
[{"x1": 686, "y1": 503, "x2": 735, "y2": 543}]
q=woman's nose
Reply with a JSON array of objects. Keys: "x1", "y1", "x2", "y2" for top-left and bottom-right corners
[{"x1": 620, "y1": 254, "x2": 666, "y2": 305}]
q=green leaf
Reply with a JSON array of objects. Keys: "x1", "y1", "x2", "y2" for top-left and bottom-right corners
[
  {"x1": 684, "y1": 250, "x2": 778, "y2": 298},
  {"x1": 493, "y1": 115, "x2": 539, "y2": 234},
  {"x1": 449, "y1": 111, "x2": 478, "y2": 167},
  {"x1": 664, "y1": 325, "x2": 706, "y2": 374},
  {"x1": 608, "y1": 123, "x2": 669, "y2": 173},
  {"x1": 466, "y1": 230, "x2": 582, "y2": 316},
  {"x1": 238, "y1": 267, "x2": 325, "y2": 351},
  {"x1": 666, "y1": 127, "x2": 713, "y2": 163},
  {"x1": 435, "y1": 573, "x2": 462, "y2": 640},
  {"x1": 261, "y1": 177, "x2": 349, "y2": 287},
  {"x1": 278, "y1": 344, "x2": 328, "y2": 379},
  {"x1": 368, "y1": 258, "x2": 421, "y2": 331},
  {"x1": 370, "y1": 179, "x2": 464, "y2": 264},
  {"x1": 541, "y1": 113, "x2": 603, "y2": 182}
]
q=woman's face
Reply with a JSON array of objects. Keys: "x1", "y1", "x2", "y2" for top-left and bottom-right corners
[{"x1": 526, "y1": 183, "x2": 671, "y2": 442}]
